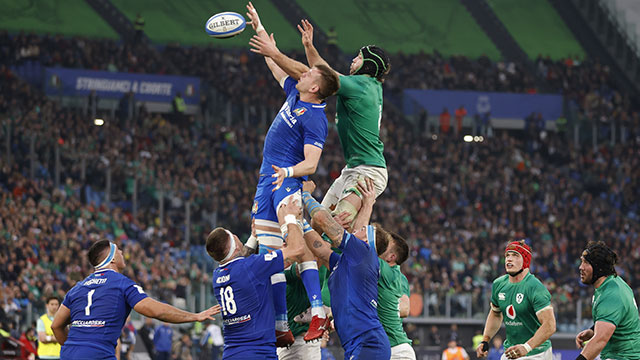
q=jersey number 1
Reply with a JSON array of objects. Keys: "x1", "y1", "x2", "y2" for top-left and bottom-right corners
[
  {"x1": 85, "y1": 289, "x2": 95, "y2": 316},
  {"x1": 219, "y1": 286, "x2": 237, "y2": 316}
]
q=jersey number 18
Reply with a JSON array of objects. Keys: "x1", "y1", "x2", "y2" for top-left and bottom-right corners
[{"x1": 219, "y1": 286, "x2": 237, "y2": 316}]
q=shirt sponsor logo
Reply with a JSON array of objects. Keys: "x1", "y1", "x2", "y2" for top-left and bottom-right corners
[
  {"x1": 293, "y1": 107, "x2": 307, "y2": 116},
  {"x1": 504, "y1": 320, "x2": 523, "y2": 327},
  {"x1": 84, "y1": 278, "x2": 107, "y2": 286},
  {"x1": 278, "y1": 102, "x2": 297, "y2": 127},
  {"x1": 506, "y1": 304, "x2": 516, "y2": 320},
  {"x1": 71, "y1": 320, "x2": 106, "y2": 327},
  {"x1": 516, "y1": 293, "x2": 524, "y2": 304},
  {"x1": 498, "y1": 293, "x2": 505, "y2": 301},
  {"x1": 223, "y1": 314, "x2": 251, "y2": 326},
  {"x1": 216, "y1": 275, "x2": 230, "y2": 284}
]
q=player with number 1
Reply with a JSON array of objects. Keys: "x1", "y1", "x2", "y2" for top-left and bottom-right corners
[{"x1": 51, "y1": 240, "x2": 220, "y2": 359}]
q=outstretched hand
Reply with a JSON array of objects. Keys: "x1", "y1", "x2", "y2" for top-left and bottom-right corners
[
  {"x1": 246, "y1": 2, "x2": 262, "y2": 32},
  {"x1": 297, "y1": 19, "x2": 314, "y2": 48},
  {"x1": 249, "y1": 33, "x2": 279, "y2": 58},
  {"x1": 356, "y1": 177, "x2": 376, "y2": 209},
  {"x1": 196, "y1": 304, "x2": 221, "y2": 322},
  {"x1": 271, "y1": 165, "x2": 286, "y2": 191}
]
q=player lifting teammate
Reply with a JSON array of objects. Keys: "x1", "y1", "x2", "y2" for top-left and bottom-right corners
[{"x1": 245, "y1": 2, "x2": 339, "y2": 345}]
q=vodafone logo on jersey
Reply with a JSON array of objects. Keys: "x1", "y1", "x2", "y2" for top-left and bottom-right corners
[{"x1": 506, "y1": 305, "x2": 516, "y2": 319}]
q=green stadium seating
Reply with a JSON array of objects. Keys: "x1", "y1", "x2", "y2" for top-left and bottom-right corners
[
  {"x1": 488, "y1": 0, "x2": 584, "y2": 60},
  {"x1": 0, "y1": 0, "x2": 117, "y2": 38},
  {"x1": 111, "y1": 0, "x2": 301, "y2": 50},
  {"x1": 295, "y1": 0, "x2": 501, "y2": 59}
]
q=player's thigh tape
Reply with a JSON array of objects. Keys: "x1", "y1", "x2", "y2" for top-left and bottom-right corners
[
  {"x1": 331, "y1": 198, "x2": 358, "y2": 224},
  {"x1": 277, "y1": 192, "x2": 302, "y2": 211},
  {"x1": 255, "y1": 219, "x2": 284, "y2": 248}
]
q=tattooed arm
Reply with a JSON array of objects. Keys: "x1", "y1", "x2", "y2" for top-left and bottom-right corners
[{"x1": 302, "y1": 181, "x2": 346, "y2": 247}]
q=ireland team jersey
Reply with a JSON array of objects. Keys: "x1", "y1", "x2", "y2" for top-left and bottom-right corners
[
  {"x1": 336, "y1": 75, "x2": 386, "y2": 169},
  {"x1": 259, "y1": 76, "x2": 328, "y2": 177},
  {"x1": 490, "y1": 273, "x2": 552, "y2": 356},
  {"x1": 592, "y1": 275, "x2": 640, "y2": 360},
  {"x1": 61, "y1": 269, "x2": 148, "y2": 359},
  {"x1": 284, "y1": 264, "x2": 329, "y2": 337},
  {"x1": 377, "y1": 259, "x2": 412, "y2": 347},
  {"x1": 328, "y1": 230, "x2": 390, "y2": 357},
  {"x1": 212, "y1": 251, "x2": 285, "y2": 359}
]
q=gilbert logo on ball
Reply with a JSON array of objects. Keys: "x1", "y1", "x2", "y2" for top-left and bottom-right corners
[{"x1": 205, "y1": 12, "x2": 246, "y2": 38}]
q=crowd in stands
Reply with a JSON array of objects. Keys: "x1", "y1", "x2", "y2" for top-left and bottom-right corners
[{"x1": 2, "y1": 32, "x2": 640, "y2": 348}]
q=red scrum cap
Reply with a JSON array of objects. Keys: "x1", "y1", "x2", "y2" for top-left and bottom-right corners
[{"x1": 505, "y1": 240, "x2": 532, "y2": 269}]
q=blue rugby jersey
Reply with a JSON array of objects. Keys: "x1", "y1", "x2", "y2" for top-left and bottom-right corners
[
  {"x1": 328, "y1": 231, "x2": 389, "y2": 354},
  {"x1": 213, "y1": 250, "x2": 285, "y2": 359},
  {"x1": 259, "y1": 76, "x2": 328, "y2": 179},
  {"x1": 61, "y1": 269, "x2": 148, "y2": 359}
]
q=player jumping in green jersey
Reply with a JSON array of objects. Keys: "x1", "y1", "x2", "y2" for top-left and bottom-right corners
[
  {"x1": 477, "y1": 241, "x2": 556, "y2": 360},
  {"x1": 297, "y1": 20, "x2": 390, "y2": 227},
  {"x1": 575, "y1": 241, "x2": 640, "y2": 360}
]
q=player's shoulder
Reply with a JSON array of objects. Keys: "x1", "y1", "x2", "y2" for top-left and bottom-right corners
[
  {"x1": 492, "y1": 274, "x2": 509, "y2": 287},
  {"x1": 524, "y1": 273, "x2": 547, "y2": 288}
]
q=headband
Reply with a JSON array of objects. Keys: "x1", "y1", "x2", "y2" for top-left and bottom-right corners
[
  {"x1": 221, "y1": 230, "x2": 237, "y2": 263},
  {"x1": 95, "y1": 242, "x2": 117, "y2": 270},
  {"x1": 505, "y1": 241, "x2": 532, "y2": 269},
  {"x1": 366, "y1": 225, "x2": 376, "y2": 250}
]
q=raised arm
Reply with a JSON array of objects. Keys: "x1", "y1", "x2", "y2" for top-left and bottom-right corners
[
  {"x1": 301, "y1": 181, "x2": 345, "y2": 246},
  {"x1": 348, "y1": 178, "x2": 376, "y2": 232},
  {"x1": 271, "y1": 144, "x2": 323, "y2": 190},
  {"x1": 247, "y1": 2, "x2": 308, "y2": 80},
  {"x1": 298, "y1": 20, "x2": 343, "y2": 76}
]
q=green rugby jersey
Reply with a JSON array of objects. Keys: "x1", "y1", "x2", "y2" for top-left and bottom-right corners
[
  {"x1": 335, "y1": 75, "x2": 386, "y2": 169},
  {"x1": 490, "y1": 273, "x2": 552, "y2": 355},
  {"x1": 592, "y1": 275, "x2": 640, "y2": 360},
  {"x1": 377, "y1": 258, "x2": 412, "y2": 347},
  {"x1": 284, "y1": 264, "x2": 329, "y2": 337}
]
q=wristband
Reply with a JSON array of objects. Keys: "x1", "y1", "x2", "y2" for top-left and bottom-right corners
[
  {"x1": 523, "y1": 343, "x2": 532, "y2": 354},
  {"x1": 284, "y1": 167, "x2": 294, "y2": 178},
  {"x1": 589, "y1": 324, "x2": 595, "y2": 331},
  {"x1": 480, "y1": 341, "x2": 489, "y2": 352},
  {"x1": 281, "y1": 214, "x2": 299, "y2": 234},
  {"x1": 302, "y1": 218, "x2": 313, "y2": 234},
  {"x1": 245, "y1": 235, "x2": 257, "y2": 250},
  {"x1": 575, "y1": 355, "x2": 587, "y2": 360},
  {"x1": 46, "y1": 335, "x2": 52, "y2": 342}
]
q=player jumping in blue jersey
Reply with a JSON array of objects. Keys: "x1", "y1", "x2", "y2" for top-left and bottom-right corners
[
  {"x1": 300, "y1": 180, "x2": 391, "y2": 360},
  {"x1": 245, "y1": 2, "x2": 339, "y2": 345},
  {"x1": 207, "y1": 197, "x2": 307, "y2": 359},
  {"x1": 51, "y1": 240, "x2": 220, "y2": 360}
]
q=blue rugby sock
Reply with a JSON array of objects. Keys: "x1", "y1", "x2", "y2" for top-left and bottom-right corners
[{"x1": 299, "y1": 261, "x2": 325, "y2": 318}]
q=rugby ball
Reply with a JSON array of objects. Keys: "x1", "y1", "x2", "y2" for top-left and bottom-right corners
[{"x1": 205, "y1": 12, "x2": 246, "y2": 38}]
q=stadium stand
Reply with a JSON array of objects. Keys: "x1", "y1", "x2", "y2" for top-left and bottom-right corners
[
  {"x1": 295, "y1": 0, "x2": 501, "y2": 59},
  {"x1": 111, "y1": 0, "x2": 302, "y2": 49},
  {"x1": 2, "y1": 1, "x2": 640, "y2": 357},
  {"x1": 0, "y1": 0, "x2": 117, "y2": 39},
  {"x1": 488, "y1": 0, "x2": 585, "y2": 60}
]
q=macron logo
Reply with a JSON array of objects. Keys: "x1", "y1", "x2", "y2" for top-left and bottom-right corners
[{"x1": 216, "y1": 275, "x2": 230, "y2": 284}]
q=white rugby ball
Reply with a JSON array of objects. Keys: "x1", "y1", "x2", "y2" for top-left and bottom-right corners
[{"x1": 205, "y1": 12, "x2": 246, "y2": 38}]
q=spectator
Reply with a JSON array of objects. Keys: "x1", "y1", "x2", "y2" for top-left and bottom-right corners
[
  {"x1": 442, "y1": 339, "x2": 469, "y2": 360},
  {"x1": 154, "y1": 322, "x2": 174, "y2": 360},
  {"x1": 172, "y1": 332, "x2": 193, "y2": 360},
  {"x1": 428, "y1": 325, "x2": 442, "y2": 346},
  {"x1": 454, "y1": 105, "x2": 467, "y2": 136},
  {"x1": 440, "y1": 107, "x2": 451, "y2": 134},
  {"x1": 37, "y1": 296, "x2": 61, "y2": 360},
  {"x1": 138, "y1": 317, "x2": 155, "y2": 357},
  {"x1": 487, "y1": 335, "x2": 504, "y2": 360},
  {"x1": 19, "y1": 326, "x2": 38, "y2": 360}
]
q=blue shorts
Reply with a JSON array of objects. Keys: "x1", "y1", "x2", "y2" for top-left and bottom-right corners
[
  {"x1": 343, "y1": 328, "x2": 391, "y2": 360},
  {"x1": 61, "y1": 345, "x2": 116, "y2": 360},
  {"x1": 252, "y1": 175, "x2": 302, "y2": 223}
]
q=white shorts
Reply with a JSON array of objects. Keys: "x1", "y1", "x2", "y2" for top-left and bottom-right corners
[
  {"x1": 321, "y1": 165, "x2": 388, "y2": 210},
  {"x1": 391, "y1": 343, "x2": 416, "y2": 360},
  {"x1": 500, "y1": 347, "x2": 552, "y2": 360},
  {"x1": 276, "y1": 335, "x2": 321, "y2": 360}
]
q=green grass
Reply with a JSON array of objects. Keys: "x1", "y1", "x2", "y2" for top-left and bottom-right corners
[
  {"x1": 296, "y1": 0, "x2": 501, "y2": 59},
  {"x1": 488, "y1": 0, "x2": 585, "y2": 60},
  {"x1": 0, "y1": 0, "x2": 118, "y2": 38},
  {"x1": 111, "y1": 0, "x2": 301, "y2": 50}
]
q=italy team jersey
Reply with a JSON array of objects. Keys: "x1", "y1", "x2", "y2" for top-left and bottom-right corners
[
  {"x1": 377, "y1": 259, "x2": 412, "y2": 347},
  {"x1": 61, "y1": 269, "x2": 148, "y2": 358},
  {"x1": 212, "y1": 250, "x2": 285, "y2": 359},
  {"x1": 259, "y1": 76, "x2": 328, "y2": 178},
  {"x1": 490, "y1": 273, "x2": 552, "y2": 356},
  {"x1": 328, "y1": 230, "x2": 388, "y2": 352},
  {"x1": 592, "y1": 275, "x2": 640, "y2": 360}
]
